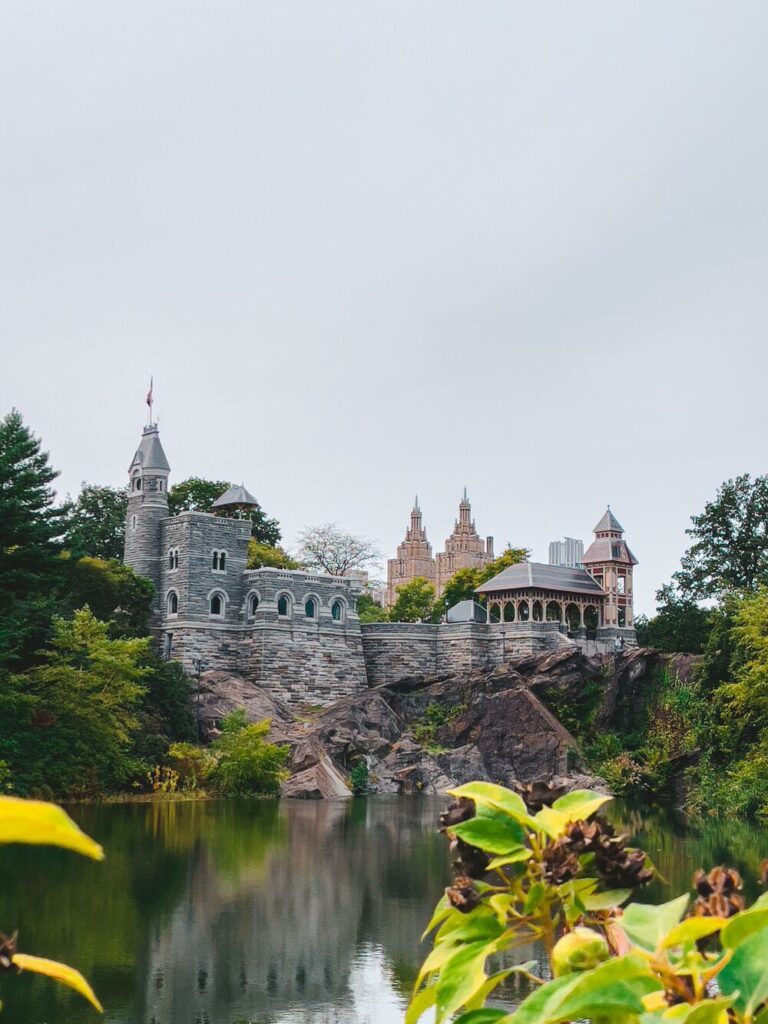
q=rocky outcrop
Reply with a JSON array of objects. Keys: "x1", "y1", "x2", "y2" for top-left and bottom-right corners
[{"x1": 198, "y1": 648, "x2": 689, "y2": 798}]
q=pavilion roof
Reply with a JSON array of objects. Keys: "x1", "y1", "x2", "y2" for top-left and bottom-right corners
[
  {"x1": 212, "y1": 484, "x2": 259, "y2": 509},
  {"x1": 475, "y1": 562, "x2": 605, "y2": 597}
]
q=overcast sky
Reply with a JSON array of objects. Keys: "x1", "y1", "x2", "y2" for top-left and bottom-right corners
[{"x1": 2, "y1": 2, "x2": 767, "y2": 615}]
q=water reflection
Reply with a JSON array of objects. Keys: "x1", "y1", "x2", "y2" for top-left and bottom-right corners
[{"x1": 0, "y1": 797, "x2": 765, "y2": 1023}]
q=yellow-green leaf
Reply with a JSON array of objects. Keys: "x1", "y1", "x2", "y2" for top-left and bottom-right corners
[
  {"x1": 533, "y1": 805, "x2": 568, "y2": 838},
  {"x1": 582, "y1": 889, "x2": 633, "y2": 911},
  {"x1": 487, "y1": 847, "x2": 532, "y2": 870},
  {"x1": 662, "y1": 916, "x2": 727, "y2": 949},
  {"x1": 407, "y1": 981, "x2": 437, "y2": 1024},
  {"x1": 12, "y1": 953, "x2": 103, "y2": 1012},
  {"x1": 551, "y1": 789, "x2": 612, "y2": 822},
  {"x1": 0, "y1": 797, "x2": 103, "y2": 860},
  {"x1": 721, "y1": 907, "x2": 768, "y2": 949},
  {"x1": 620, "y1": 893, "x2": 690, "y2": 953},
  {"x1": 448, "y1": 783, "x2": 538, "y2": 828}
]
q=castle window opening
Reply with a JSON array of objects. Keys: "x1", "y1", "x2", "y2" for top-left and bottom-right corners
[
  {"x1": 565, "y1": 603, "x2": 581, "y2": 632},
  {"x1": 248, "y1": 593, "x2": 259, "y2": 617},
  {"x1": 532, "y1": 600, "x2": 543, "y2": 622},
  {"x1": 167, "y1": 591, "x2": 179, "y2": 616},
  {"x1": 518, "y1": 600, "x2": 529, "y2": 622},
  {"x1": 131, "y1": 515, "x2": 137, "y2": 530},
  {"x1": 210, "y1": 593, "x2": 224, "y2": 617},
  {"x1": 220, "y1": 552, "x2": 226, "y2": 570},
  {"x1": 168, "y1": 548, "x2": 179, "y2": 571},
  {"x1": 305, "y1": 598, "x2": 317, "y2": 619},
  {"x1": 503, "y1": 601, "x2": 515, "y2": 622},
  {"x1": 618, "y1": 607, "x2": 627, "y2": 627},
  {"x1": 617, "y1": 575, "x2": 626, "y2": 595},
  {"x1": 277, "y1": 595, "x2": 291, "y2": 617},
  {"x1": 331, "y1": 600, "x2": 344, "y2": 622}
]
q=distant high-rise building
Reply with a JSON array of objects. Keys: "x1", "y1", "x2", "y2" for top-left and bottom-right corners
[{"x1": 548, "y1": 537, "x2": 584, "y2": 569}]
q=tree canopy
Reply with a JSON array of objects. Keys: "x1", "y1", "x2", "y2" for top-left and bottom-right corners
[
  {"x1": 441, "y1": 546, "x2": 530, "y2": 610},
  {"x1": 674, "y1": 474, "x2": 768, "y2": 598},
  {"x1": 634, "y1": 584, "x2": 712, "y2": 654},
  {"x1": 296, "y1": 522, "x2": 380, "y2": 576},
  {"x1": 63, "y1": 483, "x2": 127, "y2": 561},
  {"x1": 388, "y1": 577, "x2": 441, "y2": 623},
  {"x1": 168, "y1": 476, "x2": 281, "y2": 546},
  {"x1": 247, "y1": 539, "x2": 300, "y2": 570}
]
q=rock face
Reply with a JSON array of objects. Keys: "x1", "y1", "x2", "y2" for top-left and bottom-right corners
[{"x1": 198, "y1": 648, "x2": 685, "y2": 798}]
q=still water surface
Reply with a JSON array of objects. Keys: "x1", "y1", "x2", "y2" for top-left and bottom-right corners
[{"x1": 1, "y1": 797, "x2": 767, "y2": 1024}]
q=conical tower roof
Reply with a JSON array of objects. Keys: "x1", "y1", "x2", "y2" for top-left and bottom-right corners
[{"x1": 129, "y1": 425, "x2": 170, "y2": 473}]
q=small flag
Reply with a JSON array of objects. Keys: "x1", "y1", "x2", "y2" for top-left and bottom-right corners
[{"x1": 146, "y1": 376, "x2": 154, "y2": 408}]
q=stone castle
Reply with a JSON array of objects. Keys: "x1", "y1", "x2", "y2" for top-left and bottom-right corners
[{"x1": 125, "y1": 418, "x2": 637, "y2": 706}]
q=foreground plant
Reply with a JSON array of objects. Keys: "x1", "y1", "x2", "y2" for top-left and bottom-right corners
[
  {"x1": 0, "y1": 795, "x2": 103, "y2": 1013},
  {"x1": 409, "y1": 781, "x2": 768, "y2": 1023}
]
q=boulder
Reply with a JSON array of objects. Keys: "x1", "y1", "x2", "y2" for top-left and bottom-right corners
[{"x1": 280, "y1": 756, "x2": 351, "y2": 800}]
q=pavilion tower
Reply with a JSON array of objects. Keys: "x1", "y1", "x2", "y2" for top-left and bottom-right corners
[
  {"x1": 582, "y1": 507, "x2": 638, "y2": 631},
  {"x1": 386, "y1": 496, "x2": 436, "y2": 606},
  {"x1": 435, "y1": 488, "x2": 494, "y2": 597}
]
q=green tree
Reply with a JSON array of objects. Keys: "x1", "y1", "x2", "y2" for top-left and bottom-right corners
[
  {"x1": 357, "y1": 593, "x2": 388, "y2": 623},
  {"x1": 63, "y1": 483, "x2": 127, "y2": 561},
  {"x1": 634, "y1": 584, "x2": 712, "y2": 653},
  {"x1": 168, "y1": 476, "x2": 281, "y2": 545},
  {"x1": 247, "y1": 539, "x2": 300, "y2": 570},
  {"x1": 0, "y1": 608, "x2": 150, "y2": 796},
  {"x1": 60, "y1": 555, "x2": 154, "y2": 636},
  {"x1": 207, "y1": 709, "x2": 289, "y2": 795},
  {"x1": 441, "y1": 547, "x2": 530, "y2": 611},
  {"x1": 674, "y1": 474, "x2": 768, "y2": 598},
  {"x1": 135, "y1": 657, "x2": 196, "y2": 766},
  {"x1": 389, "y1": 577, "x2": 441, "y2": 623},
  {"x1": 441, "y1": 567, "x2": 483, "y2": 609},
  {"x1": 0, "y1": 410, "x2": 66, "y2": 672}
]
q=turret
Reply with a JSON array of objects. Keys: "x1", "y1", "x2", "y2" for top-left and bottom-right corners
[
  {"x1": 582, "y1": 507, "x2": 638, "y2": 631},
  {"x1": 124, "y1": 422, "x2": 170, "y2": 611}
]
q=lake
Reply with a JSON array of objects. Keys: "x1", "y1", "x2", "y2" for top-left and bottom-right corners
[{"x1": 0, "y1": 796, "x2": 766, "y2": 1024}]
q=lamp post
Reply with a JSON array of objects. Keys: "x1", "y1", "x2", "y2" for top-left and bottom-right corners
[{"x1": 192, "y1": 656, "x2": 206, "y2": 742}]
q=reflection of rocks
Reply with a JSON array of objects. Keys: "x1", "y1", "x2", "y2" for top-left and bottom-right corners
[{"x1": 201, "y1": 650, "x2": 681, "y2": 798}]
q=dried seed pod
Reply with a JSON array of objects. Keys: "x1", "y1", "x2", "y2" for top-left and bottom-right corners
[
  {"x1": 446, "y1": 875, "x2": 482, "y2": 914},
  {"x1": 440, "y1": 797, "x2": 475, "y2": 831},
  {"x1": 450, "y1": 837, "x2": 490, "y2": 880}
]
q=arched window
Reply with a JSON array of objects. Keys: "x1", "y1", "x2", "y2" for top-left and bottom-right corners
[
  {"x1": 168, "y1": 548, "x2": 179, "y2": 571},
  {"x1": 167, "y1": 591, "x2": 178, "y2": 616},
  {"x1": 212, "y1": 551, "x2": 219, "y2": 571},
  {"x1": 278, "y1": 595, "x2": 290, "y2": 617},
  {"x1": 503, "y1": 601, "x2": 515, "y2": 622},
  {"x1": 331, "y1": 600, "x2": 344, "y2": 622},
  {"x1": 220, "y1": 552, "x2": 226, "y2": 570},
  {"x1": 133, "y1": 476, "x2": 142, "y2": 491},
  {"x1": 210, "y1": 593, "x2": 223, "y2": 617},
  {"x1": 248, "y1": 593, "x2": 260, "y2": 617},
  {"x1": 305, "y1": 598, "x2": 317, "y2": 619},
  {"x1": 131, "y1": 515, "x2": 137, "y2": 530}
]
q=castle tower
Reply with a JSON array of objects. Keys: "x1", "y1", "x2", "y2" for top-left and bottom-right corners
[
  {"x1": 124, "y1": 421, "x2": 170, "y2": 616},
  {"x1": 386, "y1": 496, "x2": 436, "y2": 606},
  {"x1": 435, "y1": 488, "x2": 494, "y2": 597},
  {"x1": 582, "y1": 507, "x2": 638, "y2": 632}
]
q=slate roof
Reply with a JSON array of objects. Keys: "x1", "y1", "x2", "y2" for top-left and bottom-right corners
[
  {"x1": 582, "y1": 538, "x2": 639, "y2": 565},
  {"x1": 475, "y1": 562, "x2": 605, "y2": 597},
  {"x1": 593, "y1": 507, "x2": 624, "y2": 533},
  {"x1": 212, "y1": 484, "x2": 260, "y2": 509},
  {"x1": 129, "y1": 427, "x2": 170, "y2": 473},
  {"x1": 446, "y1": 599, "x2": 488, "y2": 623}
]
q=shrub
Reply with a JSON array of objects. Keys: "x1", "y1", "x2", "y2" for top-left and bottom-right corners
[
  {"x1": 411, "y1": 781, "x2": 768, "y2": 1024},
  {"x1": 206, "y1": 710, "x2": 289, "y2": 796},
  {"x1": 349, "y1": 762, "x2": 369, "y2": 795}
]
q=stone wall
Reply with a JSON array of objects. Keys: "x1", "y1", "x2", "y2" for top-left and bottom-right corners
[{"x1": 360, "y1": 621, "x2": 574, "y2": 688}]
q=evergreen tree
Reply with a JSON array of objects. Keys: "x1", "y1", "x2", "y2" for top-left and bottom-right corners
[{"x1": 0, "y1": 410, "x2": 66, "y2": 671}]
